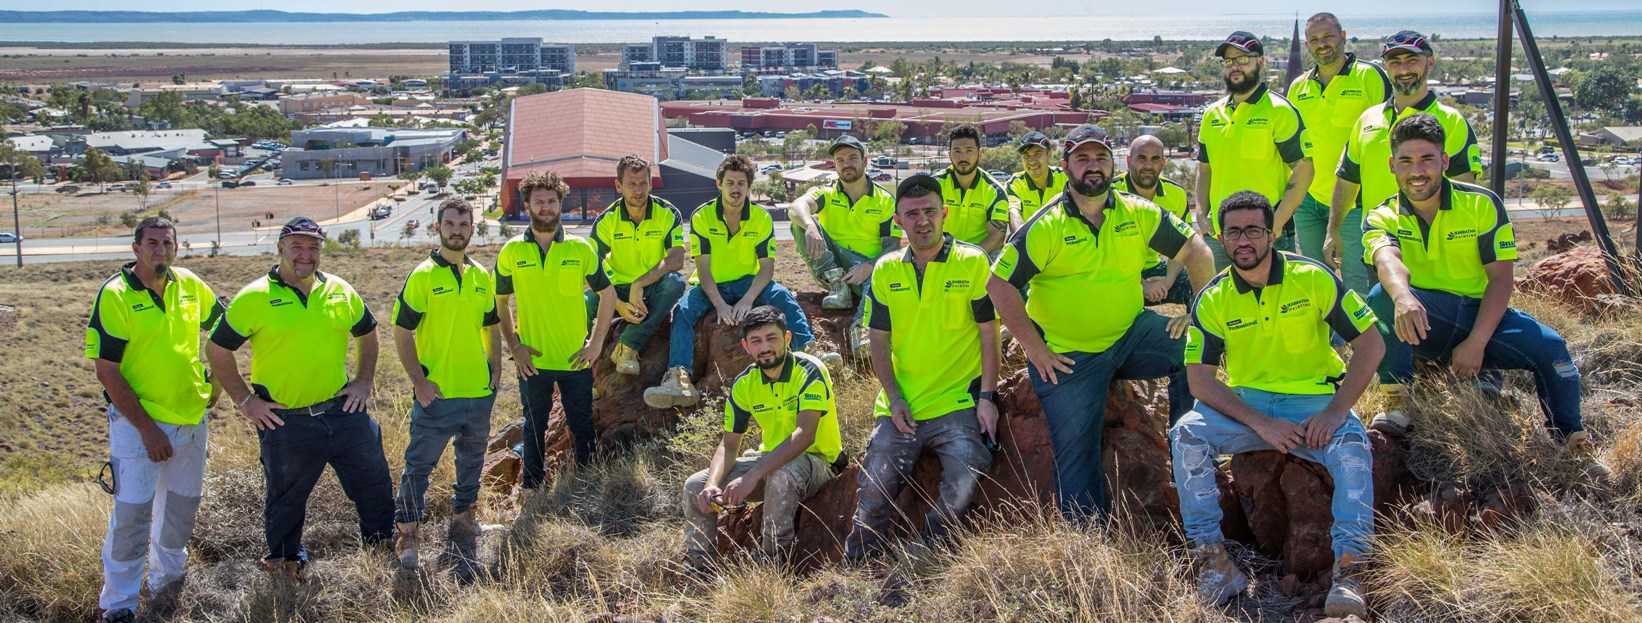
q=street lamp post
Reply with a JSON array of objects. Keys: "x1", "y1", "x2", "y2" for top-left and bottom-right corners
[{"x1": 214, "y1": 184, "x2": 222, "y2": 250}]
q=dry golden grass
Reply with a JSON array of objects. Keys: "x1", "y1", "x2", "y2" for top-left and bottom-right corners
[{"x1": 0, "y1": 483, "x2": 109, "y2": 621}]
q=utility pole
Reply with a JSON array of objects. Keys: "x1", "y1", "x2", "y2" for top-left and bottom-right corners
[
  {"x1": 214, "y1": 184, "x2": 222, "y2": 249},
  {"x1": 10, "y1": 174, "x2": 20, "y2": 268}
]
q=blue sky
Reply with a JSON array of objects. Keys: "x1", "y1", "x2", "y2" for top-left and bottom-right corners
[{"x1": 0, "y1": 0, "x2": 1634, "y2": 16}]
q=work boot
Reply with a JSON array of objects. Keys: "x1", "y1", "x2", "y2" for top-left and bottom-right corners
[
  {"x1": 1191, "y1": 543, "x2": 1249, "y2": 606},
  {"x1": 821, "y1": 268, "x2": 853, "y2": 310},
  {"x1": 261, "y1": 558, "x2": 304, "y2": 582},
  {"x1": 394, "y1": 522, "x2": 420, "y2": 570},
  {"x1": 800, "y1": 345, "x2": 845, "y2": 370},
  {"x1": 100, "y1": 609, "x2": 135, "y2": 623},
  {"x1": 611, "y1": 342, "x2": 641, "y2": 376},
  {"x1": 1323, "y1": 552, "x2": 1369, "y2": 618},
  {"x1": 847, "y1": 322, "x2": 871, "y2": 359},
  {"x1": 643, "y1": 366, "x2": 700, "y2": 409},
  {"x1": 448, "y1": 510, "x2": 480, "y2": 550},
  {"x1": 1564, "y1": 431, "x2": 1612, "y2": 479},
  {"x1": 1370, "y1": 384, "x2": 1412, "y2": 436}
]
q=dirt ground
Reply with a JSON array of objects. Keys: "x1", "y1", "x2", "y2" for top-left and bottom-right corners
[{"x1": 16, "y1": 183, "x2": 397, "y2": 238}]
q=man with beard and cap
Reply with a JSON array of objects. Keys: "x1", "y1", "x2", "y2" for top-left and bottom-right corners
[
  {"x1": 646, "y1": 155, "x2": 838, "y2": 409},
  {"x1": 590, "y1": 155, "x2": 687, "y2": 377},
  {"x1": 1172, "y1": 190, "x2": 1383, "y2": 616},
  {"x1": 680, "y1": 306, "x2": 844, "y2": 570},
  {"x1": 935, "y1": 124, "x2": 1009, "y2": 254},
  {"x1": 1329, "y1": 30, "x2": 1481, "y2": 295},
  {"x1": 388, "y1": 198, "x2": 503, "y2": 573},
  {"x1": 1195, "y1": 31, "x2": 1314, "y2": 271},
  {"x1": 1113, "y1": 134, "x2": 1196, "y2": 306},
  {"x1": 1360, "y1": 115, "x2": 1595, "y2": 464},
  {"x1": 87, "y1": 217, "x2": 222, "y2": 623},
  {"x1": 207, "y1": 216, "x2": 393, "y2": 580},
  {"x1": 1286, "y1": 13, "x2": 1392, "y2": 273},
  {"x1": 790, "y1": 134, "x2": 901, "y2": 357},
  {"x1": 989, "y1": 124, "x2": 1215, "y2": 521},
  {"x1": 844, "y1": 173, "x2": 998, "y2": 562},
  {"x1": 1006, "y1": 131, "x2": 1069, "y2": 222},
  {"x1": 496, "y1": 171, "x2": 618, "y2": 488}
]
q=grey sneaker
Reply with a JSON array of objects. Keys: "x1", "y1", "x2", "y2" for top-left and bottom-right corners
[
  {"x1": 1370, "y1": 409, "x2": 1411, "y2": 436},
  {"x1": 1324, "y1": 553, "x2": 1369, "y2": 618},
  {"x1": 1192, "y1": 543, "x2": 1249, "y2": 606},
  {"x1": 642, "y1": 366, "x2": 700, "y2": 409}
]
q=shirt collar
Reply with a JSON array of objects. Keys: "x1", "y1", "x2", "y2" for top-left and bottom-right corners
[
  {"x1": 267, "y1": 264, "x2": 326, "y2": 289},
  {"x1": 1059, "y1": 187, "x2": 1117, "y2": 229},
  {"x1": 899, "y1": 233, "x2": 955, "y2": 264},
  {"x1": 942, "y1": 167, "x2": 978, "y2": 191},
  {"x1": 759, "y1": 353, "x2": 795, "y2": 385},
  {"x1": 1018, "y1": 167, "x2": 1056, "y2": 192},
  {"x1": 1396, "y1": 178, "x2": 1455, "y2": 214},
  {"x1": 833, "y1": 178, "x2": 880, "y2": 199},
  {"x1": 1307, "y1": 52, "x2": 1358, "y2": 82},
  {"x1": 1390, "y1": 90, "x2": 1439, "y2": 118},
  {"x1": 615, "y1": 195, "x2": 656, "y2": 225},
  {"x1": 428, "y1": 249, "x2": 475, "y2": 268},
  {"x1": 1231, "y1": 82, "x2": 1269, "y2": 110},
  {"x1": 1118, "y1": 173, "x2": 1166, "y2": 198},
  {"x1": 523, "y1": 226, "x2": 566, "y2": 244},
  {"x1": 713, "y1": 195, "x2": 752, "y2": 222},
  {"x1": 119, "y1": 262, "x2": 175, "y2": 291},
  {"x1": 1230, "y1": 249, "x2": 1288, "y2": 294}
]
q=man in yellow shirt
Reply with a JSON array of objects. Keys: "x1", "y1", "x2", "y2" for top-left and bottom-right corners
[
  {"x1": 1005, "y1": 131, "x2": 1068, "y2": 223},
  {"x1": 590, "y1": 155, "x2": 687, "y2": 375},
  {"x1": 1113, "y1": 134, "x2": 1195, "y2": 306}
]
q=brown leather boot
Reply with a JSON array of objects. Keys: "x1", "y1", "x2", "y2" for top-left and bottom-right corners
[{"x1": 394, "y1": 522, "x2": 420, "y2": 570}]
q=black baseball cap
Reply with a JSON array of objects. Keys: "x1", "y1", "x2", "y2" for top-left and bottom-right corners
[
  {"x1": 1062, "y1": 125, "x2": 1111, "y2": 155},
  {"x1": 279, "y1": 216, "x2": 326, "y2": 240},
  {"x1": 895, "y1": 172, "x2": 942, "y2": 200},
  {"x1": 1017, "y1": 131, "x2": 1053, "y2": 153},
  {"x1": 1382, "y1": 30, "x2": 1434, "y2": 57},
  {"x1": 828, "y1": 134, "x2": 867, "y2": 156},
  {"x1": 1215, "y1": 31, "x2": 1264, "y2": 57}
]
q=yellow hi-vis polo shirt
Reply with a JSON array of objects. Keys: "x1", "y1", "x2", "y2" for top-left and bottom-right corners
[
  {"x1": 1006, "y1": 167, "x2": 1069, "y2": 219},
  {"x1": 936, "y1": 167, "x2": 1009, "y2": 247},
  {"x1": 1111, "y1": 173, "x2": 1193, "y2": 270},
  {"x1": 1338, "y1": 91, "x2": 1482, "y2": 216},
  {"x1": 724, "y1": 351, "x2": 844, "y2": 465},
  {"x1": 690, "y1": 196, "x2": 775, "y2": 284},
  {"x1": 1185, "y1": 251, "x2": 1378, "y2": 395},
  {"x1": 85, "y1": 264, "x2": 222, "y2": 425},
  {"x1": 992, "y1": 190, "x2": 1195, "y2": 354},
  {"x1": 392, "y1": 251, "x2": 501, "y2": 399},
  {"x1": 863, "y1": 235, "x2": 997, "y2": 421},
  {"x1": 1287, "y1": 53, "x2": 1393, "y2": 206},
  {"x1": 495, "y1": 227, "x2": 612, "y2": 372},
  {"x1": 1195, "y1": 82, "x2": 1310, "y2": 236},
  {"x1": 800, "y1": 179, "x2": 901, "y2": 258},
  {"x1": 590, "y1": 195, "x2": 684, "y2": 286},
  {"x1": 211, "y1": 267, "x2": 377, "y2": 409},
  {"x1": 1361, "y1": 179, "x2": 1516, "y2": 299}
]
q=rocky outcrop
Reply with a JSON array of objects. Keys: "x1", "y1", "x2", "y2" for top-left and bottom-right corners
[{"x1": 1521, "y1": 245, "x2": 1619, "y2": 313}]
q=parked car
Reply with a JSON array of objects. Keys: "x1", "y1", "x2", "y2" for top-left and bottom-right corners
[
  {"x1": 220, "y1": 181, "x2": 239, "y2": 189},
  {"x1": 277, "y1": 178, "x2": 294, "y2": 186},
  {"x1": 759, "y1": 163, "x2": 783, "y2": 174},
  {"x1": 0, "y1": 232, "x2": 20, "y2": 243},
  {"x1": 107, "y1": 183, "x2": 128, "y2": 192},
  {"x1": 370, "y1": 205, "x2": 393, "y2": 220},
  {"x1": 238, "y1": 180, "x2": 256, "y2": 187},
  {"x1": 871, "y1": 156, "x2": 896, "y2": 168},
  {"x1": 988, "y1": 169, "x2": 1009, "y2": 180},
  {"x1": 56, "y1": 185, "x2": 80, "y2": 194},
  {"x1": 155, "y1": 181, "x2": 172, "y2": 189}
]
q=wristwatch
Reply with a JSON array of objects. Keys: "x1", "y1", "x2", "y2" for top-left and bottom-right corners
[{"x1": 977, "y1": 390, "x2": 997, "y2": 402}]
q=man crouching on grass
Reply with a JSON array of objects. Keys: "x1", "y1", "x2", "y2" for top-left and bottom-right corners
[{"x1": 680, "y1": 306, "x2": 846, "y2": 571}]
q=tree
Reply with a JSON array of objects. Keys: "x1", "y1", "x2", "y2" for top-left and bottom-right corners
[
  {"x1": 0, "y1": 144, "x2": 44, "y2": 183},
  {"x1": 1575, "y1": 67, "x2": 1633, "y2": 112},
  {"x1": 1530, "y1": 183, "x2": 1574, "y2": 211},
  {"x1": 81, "y1": 148, "x2": 120, "y2": 191},
  {"x1": 872, "y1": 120, "x2": 906, "y2": 146},
  {"x1": 516, "y1": 83, "x2": 549, "y2": 96},
  {"x1": 424, "y1": 164, "x2": 453, "y2": 188},
  {"x1": 1605, "y1": 193, "x2": 1635, "y2": 221},
  {"x1": 978, "y1": 145, "x2": 1021, "y2": 174}
]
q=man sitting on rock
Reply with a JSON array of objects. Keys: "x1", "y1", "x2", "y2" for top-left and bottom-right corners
[
  {"x1": 680, "y1": 306, "x2": 846, "y2": 569},
  {"x1": 987, "y1": 124, "x2": 1214, "y2": 522},
  {"x1": 1362, "y1": 114, "x2": 1590, "y2": 457},
  {"x1": 646, "y1": 155, "x2": 838, "y2": 409},
  {"x1": 590, "y1": 154, "x2": 687, "y2": 376},
  {"x1": 1171, "y1": 191, "x2": 1383, "y2": 616},
  {"x1": 789, "y1": 135, "x2": 902, "y2": 357},
  {"x1": 844, "y1": 173, "x2": 998, "y2": 562}
]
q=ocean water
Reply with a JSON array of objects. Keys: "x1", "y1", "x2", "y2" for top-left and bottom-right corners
[{"x1": 1, "y1": 10, "x2": 1639, "y2": 45}]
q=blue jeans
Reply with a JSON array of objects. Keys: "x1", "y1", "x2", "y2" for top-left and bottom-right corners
[
  {"x1": 1030, "y1": 310, "x2": 1190, "y2": 520},
  {"x1": 520, "y1": 369, "x2": 595, "y2": 487},
  {"x1": 1366, "y1": 284, "x2": 1583, "y2": 437},
  {"x1": 257, "y1": 407, "x2": 394, "y2": 562},
  {"x1": 1169, "y1": 389, "x2": 1374, "y2": 559},
  {"x1": 1341, "y1": 206, "x2": 1373, "y2": 295},
  {"x1": 1294, "y1": 193, "x2": 1332, "y2": 262},
  {"x1": 395, "y1": 395, "x2": 496, "y2": 523},
  {"x1": 614, "y1": 272, "x2": 687, "y2": 352},
  {"x1": 667, "y1": 276, "x2": 815, "y2": 370}
]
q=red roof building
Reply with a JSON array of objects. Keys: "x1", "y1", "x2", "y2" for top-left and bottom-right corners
[{"x1": 502, "y1": 88, "x2": 668, "y2": 218}]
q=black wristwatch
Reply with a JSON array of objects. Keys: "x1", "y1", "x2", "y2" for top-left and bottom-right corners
[{"x1": 977, "y1": 390, "x2": 997, "y2": 402}]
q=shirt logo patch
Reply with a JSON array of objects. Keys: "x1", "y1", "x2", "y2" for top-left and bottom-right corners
[
  {"x1": 1446, "y1": 228, "x2": 1478, "y2": 241},
  {"x1": 1113, "y1": 221, "x2": 1138, "y2": 234},
  {"x1": 1280, "y1": 299, "x2": 1312, "y2": 314},
  {"x1": 130, "y1": 302, "x2": 154, "y2": 312},
  {"x1": 1246, "y1": 118, "x2": 1271, "y2": 127},
  {"x1": 943, "y1": 278, "x2": 972, "y2": 292},
  {"x1": 270, "y1": 298, "x2": 293, "y2": 307},
  {"x1": 432, "y1": 286, "x2": 451, "y2": 295},
  {"x1": 1226, "y1": 318, "x2": 1255, "y2": 331},
  {"x1": 887, "y1": 281, "x2": 910, "y2": 292}
]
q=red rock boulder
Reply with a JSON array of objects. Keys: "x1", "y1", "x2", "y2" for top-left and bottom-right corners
[{"x1": 1521, "y1": 245, "x2": 1618, "y2": 313}]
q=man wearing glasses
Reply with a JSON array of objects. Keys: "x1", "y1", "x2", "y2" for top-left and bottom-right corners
[
  {"x1": 1172, "y1": 191, "x2": 1383, "y2": 617},
  {"x1": 1195, "y1": 31, "x2": 1314, "y2": 270}
]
